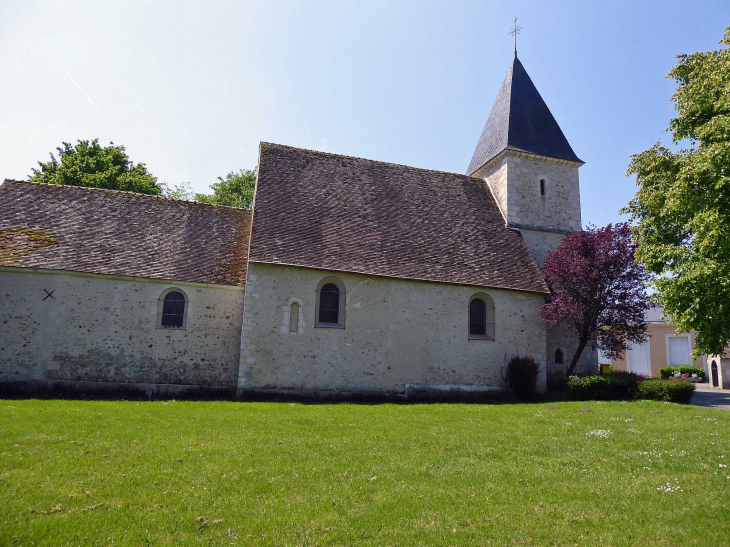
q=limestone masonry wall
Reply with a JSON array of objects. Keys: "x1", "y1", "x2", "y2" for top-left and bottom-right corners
[
  {"x1": 0, "y1": 267, "x2": 244, "y2": 392},
  {"x1": 482, "y1": 154, "x2": 582, "y2": 233},
  {"x1": 238, "y1": 263, "x2": 548, "y2": 396}
]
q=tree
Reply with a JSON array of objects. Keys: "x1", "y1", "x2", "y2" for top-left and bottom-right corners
[
  {"x1": 195, "y1": 168, "x2": 256, "y2": 208},
  {"x1": 622, "y1": 27, "x2": 730, "y2": 357},
  {"x1": 540, "y1": 223, "x2": 651, "y2": 377},
  {"x1": 159, "y1": 181, "x2": 195, "y2": 201},
  {"x1": 30, "y1": 139, "x2": 161, "y2": 195}
]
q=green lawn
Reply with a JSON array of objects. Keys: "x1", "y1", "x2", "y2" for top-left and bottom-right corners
[{"x1": 1, "y1": 399, "x2": 729, "y2": 545}]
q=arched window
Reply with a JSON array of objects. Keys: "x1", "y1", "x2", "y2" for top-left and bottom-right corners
[
  {"x1": 319, "y1": 284, "x2": 339, "y2": 323},
  {"x1": 159, "y1": 289, "x2": 187, "y2": 329},
  {"x1": 468, "y1": 293, "x2": 495, "y2": 340},
  {"x1": 315, "y1": 277, "x2": 346, "y2": 328},
  {"x1": 540, "y1": 179, "x2": 546, "y2": 196},
  {"x1": 289, "y1": 302, "x2": 300, "y2": 333},
  {"x1": 555, "y1": 348, "x2": 564, "y2": 364},
  {"x1": 469, "y1": 298, "x2": 486, "y2": 336}
]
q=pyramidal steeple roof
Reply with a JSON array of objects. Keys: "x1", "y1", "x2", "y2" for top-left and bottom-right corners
[{"x1": 466, "y1": 55, "x2": 583, "y2": 176}]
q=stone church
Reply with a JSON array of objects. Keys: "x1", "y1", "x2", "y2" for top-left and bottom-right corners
[{"x1": 0, "y1": 56, "x2": 596, "y2": 399}]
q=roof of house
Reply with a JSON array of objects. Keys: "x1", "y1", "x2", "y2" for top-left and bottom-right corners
[
  {"x1": 249, "y1": 143, "x2": 549, "y2": 294},
  {"x1": 0, "y1": 180, "x2": 252, "y2": 286},
  {"x1": 466, "y1": 55, "x2": 583, "y2": 175}
]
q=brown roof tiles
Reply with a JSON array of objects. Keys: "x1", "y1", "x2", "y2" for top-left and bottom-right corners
[
  {"x1": 0, "y1": 180, "x2": 251, "y2": 286},
  {"x1": 250, "y1": 143, "x2": 549, "y2": 294}
]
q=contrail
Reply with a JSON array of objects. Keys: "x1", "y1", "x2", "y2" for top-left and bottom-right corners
[{"x1": 48, "y1": 52, "x2": 108, "y2": 122}]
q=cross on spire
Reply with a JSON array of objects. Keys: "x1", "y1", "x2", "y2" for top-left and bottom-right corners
[{"x1": 509, "y1": 17, "x2": 522, "y2": 56}]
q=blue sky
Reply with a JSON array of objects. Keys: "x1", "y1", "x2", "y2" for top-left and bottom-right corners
[{"x1": 1, "y1": 0, "x2": 727, "y2": 228}]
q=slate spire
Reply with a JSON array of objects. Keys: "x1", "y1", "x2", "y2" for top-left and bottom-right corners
[{"x1": 466, "y1": 55, "x2": 582, "y2": 176}]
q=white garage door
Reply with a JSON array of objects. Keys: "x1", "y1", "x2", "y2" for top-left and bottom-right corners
[{"x1": 628, "y1": 340, "x2": 651, "y2": 377}]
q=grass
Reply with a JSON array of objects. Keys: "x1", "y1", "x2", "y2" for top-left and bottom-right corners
[{"x1": 1, "y1": 399, "x2": 729, "y2": 545}]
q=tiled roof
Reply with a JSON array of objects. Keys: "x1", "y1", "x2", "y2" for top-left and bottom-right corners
[
  {"x1": 250, "y1": 143, "x2": 549, "y2": 294},
  {"x1": 0, "y1": 180, "x2": 251, "y2": 286},
  {"x1": 467, "y1": 55, "x2": 583, "y2": 175}
]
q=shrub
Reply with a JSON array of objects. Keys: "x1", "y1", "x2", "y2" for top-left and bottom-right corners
[
  {"x1": 566, "y1": 375, "x2": 637, "y2": 401},
  {"x1": 607, "y1": 369, "x2": 645, "y2": 383},
  {"x1": 505, "y1": 356, "x2": 540, "y2": 400},
  {"x1": 659, "y1": 366, "x2": 706, "y2": 381},
  {"x1": 636, "y1": 379, "x2": 695, "y2": 404},
  {"x1": 567, "y1": 376, "x2": 696, "y2": 404}
]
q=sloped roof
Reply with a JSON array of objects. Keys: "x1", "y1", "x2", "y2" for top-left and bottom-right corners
[
  {"x1": 0, "y1": 180, "x2": 251, "y2": 286},
  {"x1": 250, "y1": 143, "x2": 549, "y2": 294},
  {"x1": 467, "y1": 55, "x2": 583, "y2": 175}
]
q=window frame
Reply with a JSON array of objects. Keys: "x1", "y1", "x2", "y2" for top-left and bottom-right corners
[
  {"x1": 554, "y1": 348, "x2": 564, "y2": 365},
  {"x1": 315, "y1": 277, "x2": 346, "y2": 329},
  {"x1": 468, "y1": 292, "x2": 495, "y2": 341},
  {"x1": 156, "y1": 287, "x2": 189, "y2": 330},
  {"x1": 665, "y1": 333, "x2": 692, "y2": 367}
]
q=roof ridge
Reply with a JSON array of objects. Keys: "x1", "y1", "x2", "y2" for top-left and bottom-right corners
[
  {"x1": 260, "y1": 142, "x2": 480, "y2": 179},
  {"x1": 1, "y1": 179, "x2": 251, "y2": 213}
]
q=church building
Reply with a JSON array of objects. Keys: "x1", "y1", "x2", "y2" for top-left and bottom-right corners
[{"x1": 0, "y1": 56, "x2": 596, "y2": 399}]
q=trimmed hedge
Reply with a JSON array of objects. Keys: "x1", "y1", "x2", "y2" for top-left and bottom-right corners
[
  {"x1": 567, "y1": 375, "x2": 695, "y2": 403},
  {"x1": 636, "y1": 379, "x2": 695, "y2": 404},
  {"x1": 659, "y1": 366, "x2": 706, "y2": 381},
  {"x1": 566, "y1": 375, "x2": 636, "y2": 401}
]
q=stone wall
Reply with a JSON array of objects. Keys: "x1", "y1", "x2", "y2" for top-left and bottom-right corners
[
  {"x1": 238, "y1": 263, "x2": 548, "y2": 397},
  {"x1": 0, "y1": 267, "x2": 244, "y2": 394},
  {"x1": 480, "y1": 153, "x2": 582, "y2": 233},
  {"x1": 518, "y1": 229, "x2": 567, "y2": 271}
]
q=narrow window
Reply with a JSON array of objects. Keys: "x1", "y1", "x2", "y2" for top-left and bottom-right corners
[
  {"x1": 161, "y1": 291, "x2": 186, "y2": 328},
  {"x1": 540, "y1": 179, "x2": 546, "y2": 196},
  {"x1": 289, "y1": 302, "x2": 300, "y2": 333},
  {"x1": 469, "y1": 293, "x2": 495, "y2": 340},
  {"x1": 555, "y1": 348, "x2": 564, "y2": 364},
  {"x1": 318, "y1": 284, "x2": 340, "y2": 324},
  {"x1": 469, "y1": 298, "x2": 486, "y2": 336}
]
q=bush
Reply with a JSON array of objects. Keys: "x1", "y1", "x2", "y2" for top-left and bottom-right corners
[
  {"x1": 505, "y1": 356, "x2": 540, "y2": 400},
  {"x1": 567, "y1": 375, "x2": 696, "y2": 404},
  {"x1": 607, "y1": 369, "x2": 645, "y2": 383},
  {"x1": 636, "y1": 379, "x2": 695, "y2": 403},
  {"x1": 659, "y1": 366, "x2": 706, "y2": 381},
  {"x1": 566, "y1": 375, "x2": 637, "y2": 401}
]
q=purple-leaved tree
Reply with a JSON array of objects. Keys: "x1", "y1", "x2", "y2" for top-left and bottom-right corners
[{"x1": 540, "y1": 223, "x2": 651, "y2": 377}]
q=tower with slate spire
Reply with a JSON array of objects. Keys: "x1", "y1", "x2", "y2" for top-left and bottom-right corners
[
  {"x1": 468, "y1": 54, "x2": 596, "y2": 376},
  {"x1": 467, "y1": 54, "x2": 584, "y2": 268}
]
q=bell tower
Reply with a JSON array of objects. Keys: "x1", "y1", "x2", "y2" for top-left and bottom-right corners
[
  {"x1": 467, "y1": 54, "x2": 596, "y2": 377},
  {"x1": 467, "y1": 54, "x2": 584, "y2": 268}
]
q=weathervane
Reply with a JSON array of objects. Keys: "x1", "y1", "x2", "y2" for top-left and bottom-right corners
[{"x1": 509, "y1": 17, "x2": 522, "y2": 56}]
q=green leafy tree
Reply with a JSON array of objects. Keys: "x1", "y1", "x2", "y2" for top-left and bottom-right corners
[
  {"x1": 159, "y1": 181, "x2": 195, "y2": 200},
  {"x1": 195, "y1": 168, "x2": 256, "y2": 208},
  {"x1": 622, "y1": 27, "x2": 730, "y2": 356},
  {"x1": 30, "y1": 139, "x2": 161, "y2": 195}
]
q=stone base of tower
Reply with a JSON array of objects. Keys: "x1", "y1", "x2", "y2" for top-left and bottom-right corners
[{"x1": 546, "y1": 324, "x2": 598, "y2": 388}]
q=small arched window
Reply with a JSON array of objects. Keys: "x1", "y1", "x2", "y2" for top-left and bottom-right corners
[
  {"x1": 289, "y1": 302, "x2": 300, "y2": 333},
  {"x1": 469, "y1": 299, "x2": 486, "y2": 336},
  {"x1": 468, "y1": 293, "x2": 495, "y2": 340},
  {"x1": 555, "y1": 348, "x2": 564, "y2": 364},
  {"x1": 540, "y1": 179, "x2": 546, "y2": 196},
  {"x1": 160, "y1": 290, "x2": 187, "y2": 328},
  {"x1": 315, "y1": 277, "x2": 346, "y2": 328}
]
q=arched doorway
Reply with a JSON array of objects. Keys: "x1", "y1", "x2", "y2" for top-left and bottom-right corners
[{"x1": 711, "y1": 360, "x2": 719, "y2": 387}]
